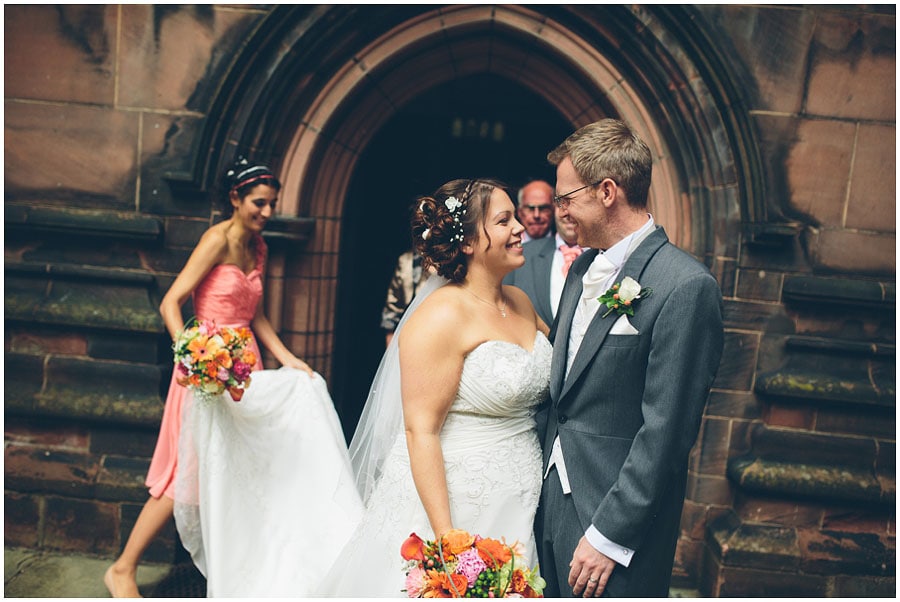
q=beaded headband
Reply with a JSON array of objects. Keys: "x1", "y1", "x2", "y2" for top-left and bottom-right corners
[
  {"x1": 421, "y1": 180, "x2": 475, "y2": 243},
  {"x1": 226, "y1": 158, "x2": 276, "y2": 192}
]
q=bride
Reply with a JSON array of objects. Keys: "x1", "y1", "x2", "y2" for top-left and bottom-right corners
[
  {"x1": 174, "y1": 177, "x2": 550, "y2": 597},
  {"x1": 318, "y1": 178, "x2": 551, "y2": 596}
]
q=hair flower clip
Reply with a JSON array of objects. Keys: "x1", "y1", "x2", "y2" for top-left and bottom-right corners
[
  {"x1": 421, "y1": 228, "x2": 431, "y2": 241},
  {"x1": 445, "y1": 196, "x2": 462, "y2": 212}
]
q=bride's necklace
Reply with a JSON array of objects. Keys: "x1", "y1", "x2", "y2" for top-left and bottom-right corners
[{"x1": 462, "y1": 286, "x2": 507, "y2": 318}]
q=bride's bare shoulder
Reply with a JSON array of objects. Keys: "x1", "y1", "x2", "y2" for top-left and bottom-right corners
[{"x1": 399, "y1": 286, "x2": 473, "y2": 349}]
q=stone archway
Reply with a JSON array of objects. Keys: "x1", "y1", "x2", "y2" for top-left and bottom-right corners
[{"x1": 262, "y1": 5, "x2": 747, "y2": 388}]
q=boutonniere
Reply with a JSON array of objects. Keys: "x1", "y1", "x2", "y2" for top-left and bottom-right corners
[{"x1": 597, "y1": 276, "x2": 652, "y2": 318}]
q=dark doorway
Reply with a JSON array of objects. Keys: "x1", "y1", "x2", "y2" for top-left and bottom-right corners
[{"x1": 331, "y1": 74, "x2": 572, "y2": 440}]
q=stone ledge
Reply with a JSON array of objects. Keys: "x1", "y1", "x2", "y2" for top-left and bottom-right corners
[
  {"x1": 782, "y1": 274, "x2": 895, "y2": 309},
  {"x1": 5, "y1": 446, "x2": 152, "y2": 503},
  {"x1": 5, "y1": 203, "x2": 163, "y2": 241},
  {"x1": 5, "y1": 352, "x2": 164, "y2": 427},
  {"x1": 727, "y1": 457, "x2": 893, "y2": 505},
  {"x1": 5, "y1": 275, "x2": 164, "y2": 334},
  {"x1": 6, "y1": 261, "x2": 157, "y2": 285},
  {"x1": 707, "y1": 512, "x2": 895, "y2": 579},
  {"x1": 261, "y1": 215, "x2": 316, "y2": 247}
]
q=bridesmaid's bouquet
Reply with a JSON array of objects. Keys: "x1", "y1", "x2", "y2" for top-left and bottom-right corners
[
  {"x1": 172, "y1": 318, "x2": 256, "y2": 402},
  {"x1": 401, "y1": 529, "x2": 545, "y2": 598}
]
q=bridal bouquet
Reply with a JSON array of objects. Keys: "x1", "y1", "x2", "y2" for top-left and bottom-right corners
[
  {"x1": 401, "y1": 529, "x2": 545, "y2": 598},
  {"x1": 172, "y1": 318, "x2": 256, "y2": 402}
]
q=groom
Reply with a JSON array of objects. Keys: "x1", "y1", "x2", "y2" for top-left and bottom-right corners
[{"x1": 535, "y1": 119, "x2": 724, "y2": 597}]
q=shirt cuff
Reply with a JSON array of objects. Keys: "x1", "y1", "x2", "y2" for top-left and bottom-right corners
[{"x1": 584, "y1": 525, "x2": 634, "y2": 567}]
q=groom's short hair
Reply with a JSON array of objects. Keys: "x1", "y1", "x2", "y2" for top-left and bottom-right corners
[{"x1": 548, "y1": 119, "x2": 653, "y2": 209}]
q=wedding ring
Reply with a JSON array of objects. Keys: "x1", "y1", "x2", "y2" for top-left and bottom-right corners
[{"x1": 588, "y1": 577, "x2": 599, "y2": 584}]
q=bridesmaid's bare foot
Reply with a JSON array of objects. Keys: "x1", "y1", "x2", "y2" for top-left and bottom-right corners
[{"x1": 104, "y1": 565, "x2": 143, "y2": 598}]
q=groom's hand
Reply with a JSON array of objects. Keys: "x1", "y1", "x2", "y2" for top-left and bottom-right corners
[{"x1": 569, "y1": 536, "x2": 616, "y2": 597}]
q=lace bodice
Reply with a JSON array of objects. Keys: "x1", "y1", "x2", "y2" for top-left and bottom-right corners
[{"x1": 451, "y1": 331, "x2": 552, "y2": 418}]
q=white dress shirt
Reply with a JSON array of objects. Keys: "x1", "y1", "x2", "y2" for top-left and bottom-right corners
[{"x1": 547, "y1": 215, "x2": 655, "y2": 567}]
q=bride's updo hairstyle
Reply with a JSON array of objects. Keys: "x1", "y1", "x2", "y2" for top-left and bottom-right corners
[
  {"x1": 217, "y1": 157, "x2": 282, "y2": 218},
  {"x1": 412, "y1": 178, "x2": 506, "y2": 283}
]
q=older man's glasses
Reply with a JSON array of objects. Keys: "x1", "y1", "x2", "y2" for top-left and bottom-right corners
[{"x1": 553, "y1": 180, "x2": 602, "y2": 209}]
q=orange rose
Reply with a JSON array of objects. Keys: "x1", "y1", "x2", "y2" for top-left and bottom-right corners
[
  {"x1": 241, "y1": 349, "x2": 257, "y2": 367},
  {"x1": 475, "y1": 538, "x2": 512, "y2": 568},
  {"x1": 401, "y1": 533, "x2": 426, "y2": 561},
  {"x1": 441, "y1": 529, "x2": 475, "y2": 555},
  {"x1": 189, "y1": 373, "x2": 202, "y2": 387},
  {"x1": 214, "y1": 348, "x2": 233, "y2": 369}
]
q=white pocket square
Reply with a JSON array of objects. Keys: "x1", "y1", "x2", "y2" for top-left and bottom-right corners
[{"x1": 610, "y1": 314, "x2": 639, "y2": 335}]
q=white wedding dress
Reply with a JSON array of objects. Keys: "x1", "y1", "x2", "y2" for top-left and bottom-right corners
[
  {"x1": 174, "y1": 368, "x2": 364, "y2": 597},
  {"x1": 317, "y1": 330, "x2": 551, "y2": 597}
]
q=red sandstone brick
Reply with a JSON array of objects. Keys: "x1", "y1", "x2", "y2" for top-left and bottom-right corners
[
  {"x1": 786, "y1": 120, "x2": 855, "y2": 227},
  {"x1": 807, "y1": 13, "x2": 896, "y2": 121},
  {"x1": 4, "y1": 102, "x2": 139, "y2": 206},
  {"x1": 681, "y1": 499, "x2": 709, "y2": 540},
  {"x1": 4, "y1": 420, "x2": 90, "y2": 451},
  {"x1": 823, "y1": 507, "x2": 893, "y2": 534},
  {"x1": 4, "y1": 492, "x2": 41, "y2": 548},
  {"x1": 696, "y1": 417, "x2": 731, "y2": 475},
  {"x1": 4, "y1": 5, "x2": 117, "y2": 104},
  {"x1": 846, "y1": 123, "x2": 896, "y2": 232},
  {"x1": 43, "y1": 496, "x2": 118, "y2": 554},
  {"x1": 805, "y1": 227, "x2": 896, "y2": 274},
  {"x1": 764, "y1": 403, "x2": 815, "y2": 430},
  {"x1": 8, "y1": 332, "x2": 88, "y2": 356},
  {"x1": 118, "y1": 6, "x2": 259, "y2": 110}
]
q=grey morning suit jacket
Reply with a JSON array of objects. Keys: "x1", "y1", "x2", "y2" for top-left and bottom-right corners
[
  {"x1": 503, "y1": 236, "x2": 557, "y2": 327},
  {"x1": 541, "y1": 226, "x2": 724, "y2": 596}
]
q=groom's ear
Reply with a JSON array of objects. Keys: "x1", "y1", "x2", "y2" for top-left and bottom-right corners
[{"x1": 597, "y1": 179, "x2": 618, "y2": 208}]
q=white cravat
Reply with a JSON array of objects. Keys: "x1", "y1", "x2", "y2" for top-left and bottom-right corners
[{"x1": 566, "y1": 252, "x2": 619, "y2": 376}]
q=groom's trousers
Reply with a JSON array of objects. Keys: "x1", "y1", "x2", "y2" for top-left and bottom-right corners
[{"x1": 537, "y1": 466, "x2": 676, "y2": 597}]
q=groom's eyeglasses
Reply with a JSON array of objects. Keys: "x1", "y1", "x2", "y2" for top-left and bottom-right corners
[{"x1": 553, "y1": 180, "x2": 603, "y2": 209}]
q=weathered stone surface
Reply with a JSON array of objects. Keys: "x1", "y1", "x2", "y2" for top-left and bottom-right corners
[
  {"x1": 705, "y1": 390, "x2": 761, "y2": 420},
  {"x1": 786, "y1": 119, "x2": 856, "y2": 227},
  {"x1": 4, "y1": 492, "x2": 41, "y2": 548},
  {"x1": 89, "y1": 427, "x2": 158, "y2": 458},
  {"x1": 40, "y1": 356, "x2": 164, "y2": 425},
  {"x1": 834, "y1": 574, "x2": 897, "y2": 597},
  {"x1": 4, "y1": 446, "x2": 101, "y2": 498},
  {"x1": 713, "y1": 331, "x2": 759, "y2": 391},
  {"x1": 783, "y1": 274, "x2": 895, "y2": 307},
  {"x1": 96, "y1": 455, "x2": 152, "y2": 502},
  {"x1": 735, "y1": 267, "x2": 783, "y2": 302},
  {"x1": 4, "y1": 353, "x2": 45, "y2": 414},
  {"x1": 5, "y1": 277, "x2": 164, "y2": 334},
  {"x1": 707, "y1": 511, "x2": 801, "y2": 570},
  {"x1": 87, "y1": 332, "x2": 161, "y2": 364},
  {"x1": 4, "y1": 5, "x2": 117, "y2": 104},
  {"x1": 5, "y1": 203, "x2": 162, "y2": 240},
  {"x1": 118, "y1": 5, "x2": 263, "y2": 111},
  {"x1": 4, "y1": 102, "x2": 139, "y2": 207},
  {"x1": 702, "y1": 5, "x2": 815, "y2": 113},
  {"x1": 729, "y1": 457, "x2": 887, "y2": 505},
  {"x1": 805, "y1": 227, "x2": 897, "y2": 276},
  {"x1": 43, "y1": 496, "x2": 117, "y2": 554},
  {"x1": 846, "y1": 123, "x2": 896, "y2": 232},
  {"x1": 798, "y1": 529, "x2": 894, "y2": 575},
  {"x1": 806, "y1": 11, "x2": 896, "y2": 121}
]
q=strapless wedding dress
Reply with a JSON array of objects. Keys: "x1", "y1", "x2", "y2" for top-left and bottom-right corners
[{"x1": 318, "y1": 331, "x2": 551, "y2": 597}]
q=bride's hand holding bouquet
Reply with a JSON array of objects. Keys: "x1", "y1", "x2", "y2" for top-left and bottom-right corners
[{"x1": 401, "y1": 529, "x2": 545, "y2": 598}]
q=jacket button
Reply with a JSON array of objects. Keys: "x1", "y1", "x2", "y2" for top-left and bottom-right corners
[{"x1": 558, "y1": 414, "x2": 568, "y2": 424}]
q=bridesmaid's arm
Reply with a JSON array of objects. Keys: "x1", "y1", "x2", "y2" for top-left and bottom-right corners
[
  {"x1": 160, "y1": 227, "x2": 228, "y2": 341},
  {"x1": 398, "y1": 295, "x2": 467, "y2": 540},
  {"x1": 250, "y1": 310, "x2": 313, "y2": 375}
]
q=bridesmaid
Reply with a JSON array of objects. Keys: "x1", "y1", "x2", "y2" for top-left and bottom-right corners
[{"x1": 104, "y1": 158, "x2": 312, "y2": 597}]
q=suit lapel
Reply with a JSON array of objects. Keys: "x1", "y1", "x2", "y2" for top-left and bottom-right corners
[
  {"x1": 558, "y1": 228, "x2": 669, "y2": 401},
  {"x1": 532, "y1": 238, "x2": 555, "y2": 323},
  {"x1": 550, "y1": 248, "x2": 598, "y2": 402}
]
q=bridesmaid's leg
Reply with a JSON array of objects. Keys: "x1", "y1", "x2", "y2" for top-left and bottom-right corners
[{"x1": 105, "y1": 495, "x2": 174, "y2": 598}]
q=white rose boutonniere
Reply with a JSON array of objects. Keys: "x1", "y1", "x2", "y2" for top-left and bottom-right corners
[{"x1": 597, "y1": 276, "x2": 652, "y2": 318}]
